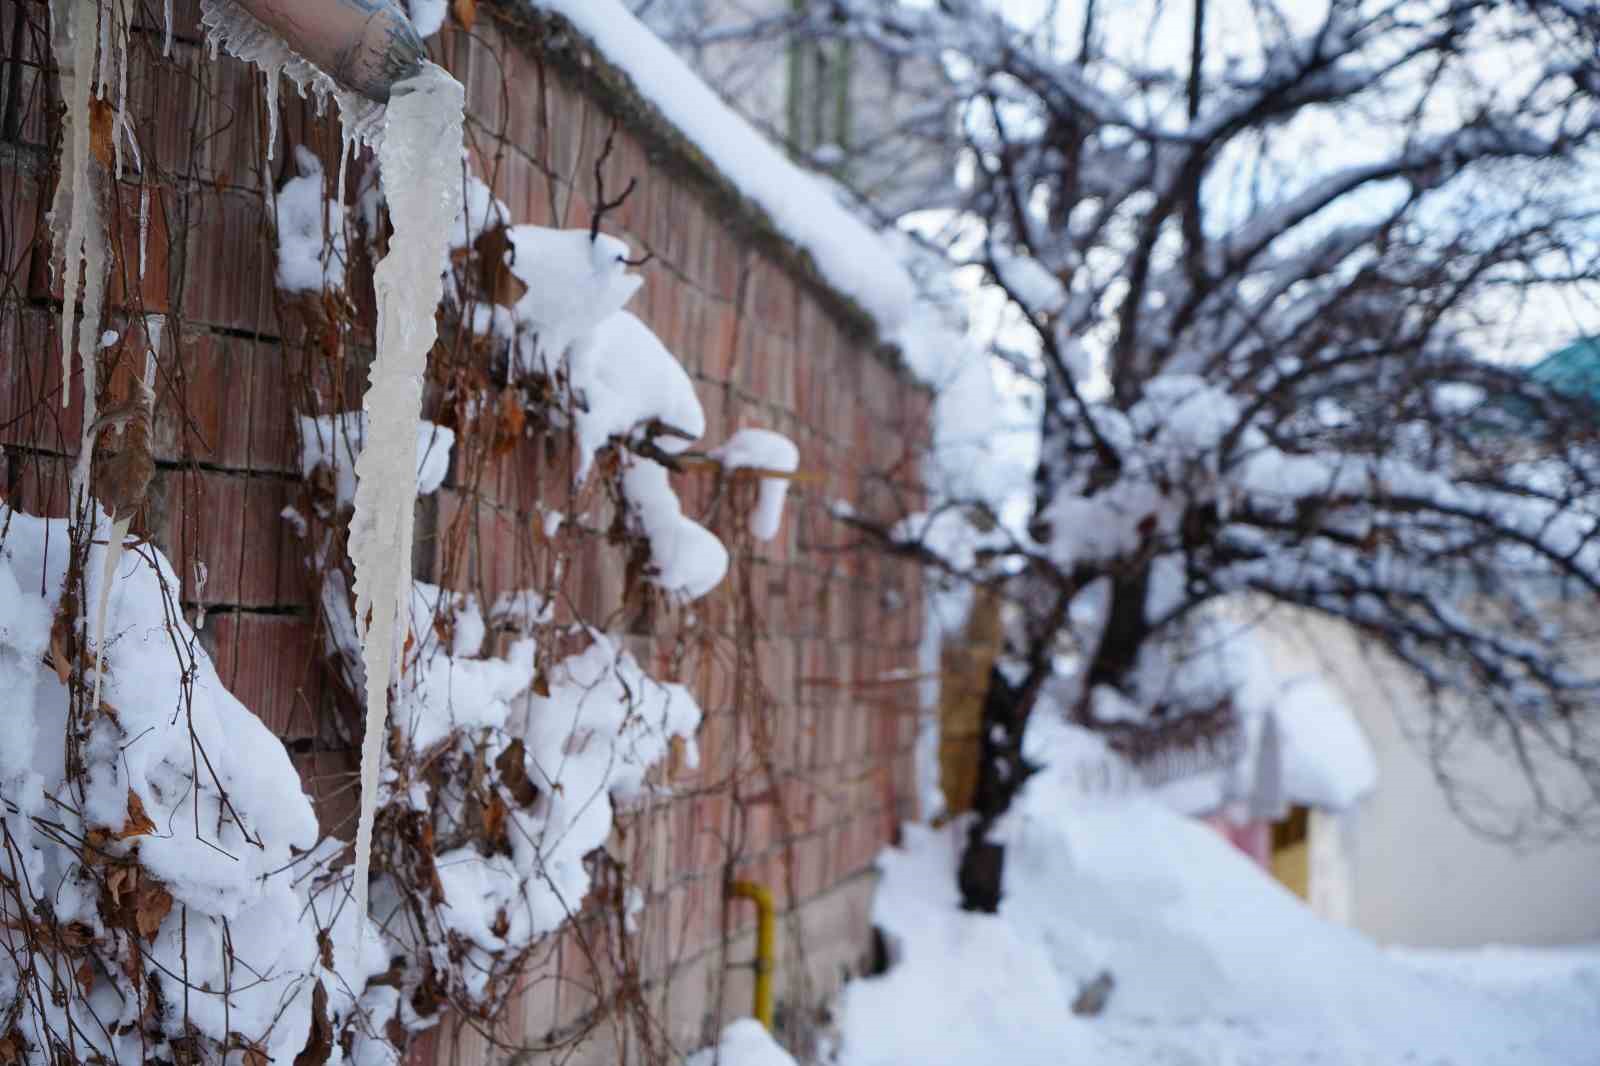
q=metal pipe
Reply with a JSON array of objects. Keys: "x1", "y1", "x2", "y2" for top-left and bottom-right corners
[
  {"x1": 229, "y1": 0, "x2": 426, "y2": 103},
  {"x1": 730, "y1": 880, "x2": 776, "y2": 1031}
]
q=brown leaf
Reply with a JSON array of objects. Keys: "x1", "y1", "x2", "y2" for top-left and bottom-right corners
[
  {"x1": 133, "y1": 882, "x2": 173, "y2": 941},
  {"x1": 453, "y1": 0, "x2": 477, "y2": 29},
  {"x1": 75, "y1": 957, "x2": 94, "y2": 995},
  {"x1": 480, "y1": 791, "x2": 508, "y2": 851},
  {"x1": 293, "y1": 981, "x2": 334, "y2": 1066},
  {"x1": 105, "y1": 864, "x2": 137, "y2": 908},
  {"x1": 494, "y1": 738, "x2": 540, "y2": 807},
  {"x1": 47, "y1": 621, "x2": 72, "y2": 684},
  {"x1": 494, "y1": 388, "x2": 526, "y2": 457},
  {"x1": 317, "y1": 928, "x2": 335, "y2": 971},
  {"x1": 473, "y1": 225, "x2": 527, "y2": 306},
  {"x1": 60, "y1": 922, "x2": 95, "y2": 950},
  {"x1": 0, "y1": 1030, "x2": 23, "y2": 1065},
  {"x1": 116, "y1": 790, "x2": 157, "y2": 840}
]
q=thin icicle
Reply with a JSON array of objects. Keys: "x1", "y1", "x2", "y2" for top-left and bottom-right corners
[
  {"x1": 345, "y1": 64, "x2": 464, "y2": 949},
  {"x1": 264, "y1": 60, "x2": 282, "y2": 163},
  {"x1": 51, "y1": 0, "x2": 92, "y2": 406},
  {"x1": 163, "y1": 0, "x2": 172, "y2": 57},
  {"x1": 89, "y1": 331, "x2": 155, "y2": 716},
  {"x1": 113, "y1": 0, "x2": 129, "y2": 179},
  {"x1": 137, "y1": 184, "x2": 149, "y2": 279},
  {"x1": 89, "y1": 513, "x2": 130, "y2": 714}
]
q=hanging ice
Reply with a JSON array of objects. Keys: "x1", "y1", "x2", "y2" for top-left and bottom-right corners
[
  {"x1": 50, "y1": 0, "x2": 109, "y2": 511},
  {"x1": 344, "y1": 64, "x2": 465, "y2": 940}
]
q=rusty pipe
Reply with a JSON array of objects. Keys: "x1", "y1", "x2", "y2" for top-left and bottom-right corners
[{"x1": 226, "y1": 0, "x2": 427, "y2": 103}]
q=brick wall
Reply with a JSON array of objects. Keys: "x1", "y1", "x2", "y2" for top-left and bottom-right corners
[{"x1": 0, "y1": 1, "x2": 929, "y2": 1061}]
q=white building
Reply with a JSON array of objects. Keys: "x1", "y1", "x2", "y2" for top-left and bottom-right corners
[{"x1": 1260, "y1": 611, "x2": 1600, "y2": 948}]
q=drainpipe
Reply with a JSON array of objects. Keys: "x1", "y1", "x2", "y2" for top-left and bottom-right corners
[
  {"x1": 729, "y1": 880, "x2": 776, "y2": 1031},
  {"x1": 226, "y1": 0, "x2": 427, "y2": 103}
]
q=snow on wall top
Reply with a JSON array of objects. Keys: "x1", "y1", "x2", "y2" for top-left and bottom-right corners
[{"x1": 512, "y1": 0, "x2": 917, "y2": 336}]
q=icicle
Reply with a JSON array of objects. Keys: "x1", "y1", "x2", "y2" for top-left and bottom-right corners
[
  {"x1": 137, "y1": 184, "x2": 149, "y2": 279},
  {"x1": 336, "y1": 124, "x2": 352, "y2": 212},
  {"x1": 89, "y1": 513, "x2": 130, "y2": 714},
  {"x1": 345, "y1": 64, "x2": 464, "y2": 949},
  {"x1": 113, "y1": 0, "x2": 128, "y2": 179},
  {"x1": 264, "y1": 60, "x2": 281, "y2": 163},
  {"x1": 94, "y1": 0, "x2": 108, "y2": 97},
  {"x1": 53, "y1": 0, "x2": 111, "y2": 519},
  {"x1": 90, "y1": 326, "x2": 156, "y2": 716},
  {"x1": 163, "y1": 0, "x2": 172, "y2": 57},
  {"x1": 51, "y1": 0, "x2": 92, "y2": 406}
]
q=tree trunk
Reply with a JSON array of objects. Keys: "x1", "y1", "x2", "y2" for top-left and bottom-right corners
[{"x1": 957, "y1": 664, "x2": 1032, "y2": 912}]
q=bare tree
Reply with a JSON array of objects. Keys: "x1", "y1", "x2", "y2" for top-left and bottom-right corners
[{"x1": 673, "y1": 0, "x2": 1600, "y2": 910}]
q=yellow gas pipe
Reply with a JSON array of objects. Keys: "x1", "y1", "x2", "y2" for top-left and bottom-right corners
[{"x1": 729, "y1": 880, "x2": 776, "y2": 1031}]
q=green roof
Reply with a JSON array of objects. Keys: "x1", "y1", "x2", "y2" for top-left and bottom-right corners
[{"x1": 1528, "y1": 337, "x2": 1600, "y2": 407}]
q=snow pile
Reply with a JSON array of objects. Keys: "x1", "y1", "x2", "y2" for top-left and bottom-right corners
[
  {"x1": 0, "y1": 508, "x2": 387, "y2": 1066},
  {"x1": 837, "y1": 777, "x2": 1600, "y2": 1065},
  {"x1": 427, "y1": 163, "x2": 732, "y2": 599},
  {"x1": 622, "y1": 458, "x2": 729, "y2": 598},
  {"x1": 368, "y1": 604, "x2": 703, "y2": 1006},
  {"x1": 711, "y1": 428, "x2": 801, "y2": 540},
  {"x1": 502, "y1": 225, "x2": 643, "y2": 373},
  {"x1": 275, "y1": 146, "x2": 348, "y2": 293},
  {"x1": 299, "y1": 411, "x2": 456, "y2": 510},
  {"x1": 686, "y1": 1020, "x2": 799, "y2": 1066},
  {"x1": 446, "y1": 195, "x2": 721, "y2": 500},
  {"x1": 566, "y1": 310, "x2": 705, "y2": 478}
]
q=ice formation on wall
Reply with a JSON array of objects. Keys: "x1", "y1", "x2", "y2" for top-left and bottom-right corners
[
  {"x1": 50, "y1": 0, "x2": 107, "y2": 510},
  {"x1": 343, "y1": 64, "x2": 465, "y2": 940}
]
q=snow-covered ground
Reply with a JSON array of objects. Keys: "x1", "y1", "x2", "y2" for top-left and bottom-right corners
[{"x1": 829, "y1": 741, "x2": 1600, "y2": 1066}]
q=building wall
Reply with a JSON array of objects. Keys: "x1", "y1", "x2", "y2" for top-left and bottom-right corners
[
  {"x1": 1263, "y1": 613, "x2": 1600, "y2": 948},
  {"x1": 0, "y1": 0, "x2": 928, "y2": 1060}
]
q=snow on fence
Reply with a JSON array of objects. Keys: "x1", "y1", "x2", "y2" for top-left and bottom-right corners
[{"x1": 0, "y1": 2, "x2": 931, "y2": 1064}]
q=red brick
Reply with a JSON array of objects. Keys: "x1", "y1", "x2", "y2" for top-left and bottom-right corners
[{"x1": 203, "y1": 609, "x2": 325, "y2": 739}]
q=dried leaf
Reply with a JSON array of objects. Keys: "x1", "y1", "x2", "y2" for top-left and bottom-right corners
[
  {"x1": 47, "y1": 622, "x2": 72, "y2": 684},
  {"x1": 133, "y1": 882, "x2": 173, "y2": 940},
  {"x1": 473, "y1": 225, "x2": 527, "y2": 306},
  {"x1": 494, "y1": 388, "x2": 526, "y2": 457},
  {"x1": 60, "y1": 922, "x2": 95, "y2": 950},
  {"x1": 0, "y1": 1031, "x2": 22, "y2": 1065},
  {"x1": 494, "y1": 738, "x2": 540, "y2": 807},
  {"x1": 453, "y1": 0, "x2": 477, "y2": 29},
  {"x1": 105, "y1": 864, "x2": 137, "y2": 907},
  {"x1": 317, "y1": 928, "x2": 335, "y2": 971},
  {"x1": 292, "y1": 982, "x2": 333, "y2": 1066},
  {"x1": 116, "y1": 789, "x2": 157, "y2": 840},
  {"x1": 75, "y1": 957, "x2": 94, "y2": 995},
  {"x1": 480, "y1": 791, "x2": 508, "y2": 850}
]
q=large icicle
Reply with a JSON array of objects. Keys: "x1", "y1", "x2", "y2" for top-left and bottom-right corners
[
  {"x1": 345, "y1": 65, "x2": 464, "y2": 940},
  {"x1": 50, "y1": 0, "x2": 116, "y2": 515}
]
